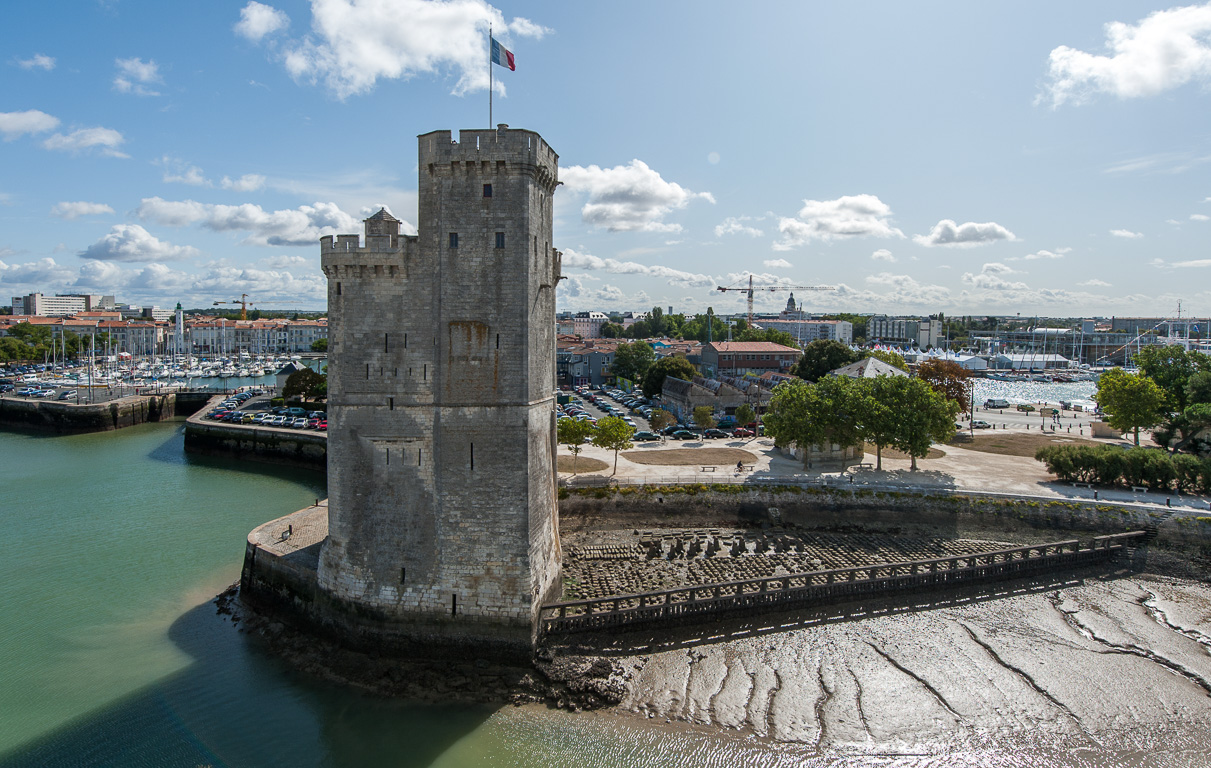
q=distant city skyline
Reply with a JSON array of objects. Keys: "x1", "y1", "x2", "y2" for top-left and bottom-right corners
[{"x1": 2, "y1": 1, "x2": 1209, "y2": 317}]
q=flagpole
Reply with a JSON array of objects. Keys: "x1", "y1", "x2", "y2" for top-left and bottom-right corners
[{"x1": 488, "y1": 24, "x2": 493, "y2": 128}]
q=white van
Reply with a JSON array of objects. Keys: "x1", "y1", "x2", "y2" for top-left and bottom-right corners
[{"x1": 984, "y1": 398, "x2": 1010, "y2": 409}]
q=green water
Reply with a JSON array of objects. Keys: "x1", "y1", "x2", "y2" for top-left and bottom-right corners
[{"x1": 0, "y1": 422, "x2": 820, "y2": 767}]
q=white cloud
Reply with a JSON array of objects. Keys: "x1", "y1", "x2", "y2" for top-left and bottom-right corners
[
  {"x1": 1023, "y1": 248, "x2": 1070, "y2": 260},
  {"x1": 774, "y1": 194, "x2": 903, "y2": 250},
  {"x1": 156, "y1": 156, "x2": 210, "y2": 186},
  {"x1": 221, "y1": 174, "x2": 266, "y2": 192},
  {"x1": 1079, "y1": 278, "x2": 1113, "y2": 287},
  {"x1": 871, "y1": 248, "x2": 896, "y2": 262},
  {"x1": 51, "y1": 201, "x2": 114, "y2": 219},
  {"x1": 80, "y1": 224, "x2": 200, "y2": 262},
  {"x1": 235, "y1": 2, "x2": 290, "y2": 41},
  {"x1": 912, "y1": 219, "x2": 1016, "y2": 248},
  {"x1": 256, "y1": 0, "x2": 549, "y2": 99},
  {"x1": 1191, "y1": 213, "x2": 1210, "y2": 221},
  {"x1": 0, "y1": 256, "x2": 75, "y2": 286},
  {"x1": 715, "y1": 216, "x2": 764, "y2": 237},
  {"x1": 262, "y1": 254, "x2": 310, "y2": 269},
  {"x1": 960, "y1": 262, "x2": 1029, "y2": 291},
  {"x1": 561, "y1": 248, "x2": 715, "y2": 287},
  {"x1": 1153, "y1": 257, "x2": 1211, "y2": 268},
  {"x1": 1110, "y1": 228, "x2": 1143, "y2": 238},
  {"x1": 0, "y1": 109, "x2": 60, "y2": 140},
  {"x1": 1041, "y1": 4, "x2": 1211, "y2": 107},
  {"x1": 136, "y1": 196, "x2": 359, "y2": 246},
  {"x1": 763, "y1": 258, "x2": 792, "y2": 269},
  {"x1": 42, "y1": 127, "x2": 128, "y2": 157},
  {"x1": 561, "y1": 159, "x2": 714, "y2": 233},
  {"x1": 113, "y1": 57, "x2": 162, "y2": 96},
  {"x1": 17, "y1": 54, "x2": 55, "y2": 71}
]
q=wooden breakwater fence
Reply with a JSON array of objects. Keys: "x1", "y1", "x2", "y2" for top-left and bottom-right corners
[{"x1": 540, "y1": 531, "x2": 1146, "y2": 636}]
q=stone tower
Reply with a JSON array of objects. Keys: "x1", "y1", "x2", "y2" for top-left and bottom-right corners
[{"x1": 317, "y1": 125, "x2": 562, "y2": 657}]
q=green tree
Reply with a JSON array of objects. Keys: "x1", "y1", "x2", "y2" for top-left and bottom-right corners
[
  {"x1": 649, "y1": 409, "x2": 676, "y2": 433},
  {"x1": 734, "y1": 402, "x2": 756, "y2": 428},
  {"x1": 736, "y1": 327, "x2": 797, "y2": 348},
  {"x1": 1133, "y1": 346, "x2": 1211, "y2": 412},
  {"x1": 1094, "y1": 367, "x2": 1166, "y2": 446},
  {"x1": 862, "y1": 348, "x2": 909, "y2": 371},
  {"x1": 1187, "y1": 371, "x2": 1211, "y2": 407},
  {"x1": 611, "y1": 341, "x2": 655, "y2": 383},
  {"x1": 916, "y1": 359, "x2": 974, "y2": 415},
  {"x1": 648, "y1": 306, "x2": 667, "y2": 337},
  {"x1": 764, "y1": 377, "x2": 865, "y2": 468},
  {"x1": 792, "y1": 339, "x2": 860, "y2": 382},
  {"x1": 641, "y1": 355, "x2": 696, "y2": 398},
  {"x1": 599, "y1": 322, "x2": 625, "y2": 338},
  {"x1": 557, "y1": 418, "x2": 595, "y2": 474},
  {"x1": 889, "y1": 377, "x2": 959, "y2": 470},
  {"x1": 592, "y1": 416, "x2": 635, "y2": 475},
  {"x1": 282, "y1": 367, "x2": 327, "y2": 401},
  {"x1": 310, "y1": 337, "x2": 329, "y2": 353},
  {"x1": 692, "y1": 406, "x2": 716, "y2": 431}
]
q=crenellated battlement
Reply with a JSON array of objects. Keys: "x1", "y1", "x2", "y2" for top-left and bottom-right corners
[{"x1": 418, "y1": 125, "x2": 558, "y2": 193}]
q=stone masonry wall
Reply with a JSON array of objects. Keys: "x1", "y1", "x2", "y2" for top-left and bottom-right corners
[{"x1": 316, "y1": 126, "x2": 561, "y2": 641}]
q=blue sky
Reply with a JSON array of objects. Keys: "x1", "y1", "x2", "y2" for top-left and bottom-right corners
[{"x1": 2, "y1": 1, "x2": 1209, "y2": 318}]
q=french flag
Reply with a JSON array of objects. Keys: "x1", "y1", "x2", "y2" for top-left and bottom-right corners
[{"x1": 491, "y1": 37, "x2": 515, "y2": 71}]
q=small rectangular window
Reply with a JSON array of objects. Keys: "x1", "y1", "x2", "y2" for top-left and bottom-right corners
[
  {"x1": 449, "y1": 232, "x2": 458, "y2": 248},
  {"x1": 495, "y1": 232, "x2": 505, "y2": 249},
  {"x1": 336, "y1": 282, "x2": 342, "y2": 295},
  {"x1": 483, "y1": 183, "x2": 492, "y2": 198}
]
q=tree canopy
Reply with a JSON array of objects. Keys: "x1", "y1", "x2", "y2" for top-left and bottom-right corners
[
  {"x1": 310, "y1": 337, "x2": 328, "y2": 353},
  {"x1": 764, "y1": 376, "x2": 866, "y2": 464},
  {"x1": 792, "y1": 339, "x2": 860, "y2": 382},
  {"x1": 862, "y1": 348, "x2": 908, "y2": 371},
  {"x1": 557, "y1": 418, "x2": 595, "y2": 474},
  {"x1": 734, "y1": 402, "x2": 757, "y2": 428},
  {"x1": 1133, "y1": 346, "x2": 1211, "y2": 412},
  {"x1": 1094, "y1": 367, "x2": 1165, "y2": 446},
  {"x1": 592, "y1": 416, "x2": 635, "y2": 475},
  {"x1": 641, "y1": 355, "x2": 697, "y2": 398},
  {"x1": 735, "y1": 327, "x2": 797, "y2": 348},
  {"x1": 692, "y1": 406, "x2": 716, "y2": 430},
  {"x1": 916, "y1": 359, "x2": 974, "y2": 414},
  {"x1": 282, "y1": 367, "x2": 327, "y2": 401},
  {"x1": 611, "y1": 341, "x2": 655, "y2": 383}
]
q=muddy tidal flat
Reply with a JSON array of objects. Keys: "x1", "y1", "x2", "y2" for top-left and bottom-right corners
[{"x1": 580, "y1": 574, "x2": 1211, "y2": 762}]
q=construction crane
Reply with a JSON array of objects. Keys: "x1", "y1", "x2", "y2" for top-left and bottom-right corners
[
  {"x1": 717, "y1": 275, "x2": 836, "y2": 326},
  {"x1": 213, "y1": 294, "x2": 252, "y2": 321}
]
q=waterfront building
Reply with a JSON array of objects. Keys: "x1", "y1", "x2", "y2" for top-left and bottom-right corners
[
  {"x1": 318, "y1": 126, "x2": 562, "y2": 655},
  {"x1": 867, "y1": 315, "x2": 942, "y2": 348}
]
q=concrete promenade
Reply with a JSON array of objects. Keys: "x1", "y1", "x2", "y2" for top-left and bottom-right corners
[{"x1": 559, "y1": 434, "x2": 1211, "y2": 516}]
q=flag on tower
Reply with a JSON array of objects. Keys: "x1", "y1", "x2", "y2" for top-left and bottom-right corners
[{"x1": 491, "y1": 37, "x2": 515, "y2": 71}]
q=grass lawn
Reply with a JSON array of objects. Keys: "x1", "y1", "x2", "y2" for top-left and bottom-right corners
[
  {"x1": 620, "y1": 447, "x2": 759, "y2": 466},
  {"x1": 949, "y1": 432, "x2": 1108, "y2": 458},
  {"x1": 557, "y1": 455, "x2": 610, "y2": 473}
]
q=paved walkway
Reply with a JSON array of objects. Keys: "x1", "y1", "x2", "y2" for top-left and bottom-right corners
[{"x1": 560, "y1": 432, "x2": 1211, "y2": 515}]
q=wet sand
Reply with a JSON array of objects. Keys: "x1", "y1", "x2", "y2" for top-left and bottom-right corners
[{"x1": 594, "y1": 572, "x2": 1211, "y2": 758}]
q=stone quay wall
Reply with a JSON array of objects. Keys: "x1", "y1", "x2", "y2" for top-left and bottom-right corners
[
  {"x1": 184, "y1": 420, "x2": 327, "y2": 469},
  {"x1": 240, "y1": 505, "x2": 536, "y2": 662},
  {"x1": 0, "y1": 392, "x2": 205, "y2": 433},
  {"x1": 558, "y1": 486, "x2": 1211, "y2": 569}
]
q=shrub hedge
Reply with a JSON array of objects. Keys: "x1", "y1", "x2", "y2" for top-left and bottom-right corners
[{"x1": 1035, "y1": 444, "x2": 1211, "y2": 494}]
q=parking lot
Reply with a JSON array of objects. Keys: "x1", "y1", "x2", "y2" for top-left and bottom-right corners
[
  {"x1": 558, "y1": 385, "x2": 759, "y2": 442},
  {"x1": 196, "y1": 391, "x2": 328, "y2": 432}
]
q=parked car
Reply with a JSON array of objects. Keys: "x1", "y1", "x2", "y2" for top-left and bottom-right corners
[
  {"x1": 731, "y1": 427, "x2": 755, "y2": 438},
  {"x1": 633, "y1": 431, "x2": 660, "y2": 441},
  {"x1": 971, "y1": 420, "x2": 993, "y2": 429},
  {"x1": 671, "y1": 429, "x2": 698, "y2": 440},
  {"x1": 702, "y1": 428, "x2": 730, "y2": 439}
]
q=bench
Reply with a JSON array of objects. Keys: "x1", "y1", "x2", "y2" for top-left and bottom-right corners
[
  {"x1": 700, "y1": 466, "x2": 716, "y2": 472},
  {"x1": 1131, "y1": 485, "x2": 1148, "y2": 493},
  {"x1": 1071, "y1": 482, "x2": 1092, "y2": 489},
  {"x1": 855, "y1": 462, "x2": 873, "y2": 470}
]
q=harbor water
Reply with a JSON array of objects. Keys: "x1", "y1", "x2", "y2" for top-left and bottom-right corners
[{"x1": 0, "y1": 400, "x2": 1207, "y2": 766}]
